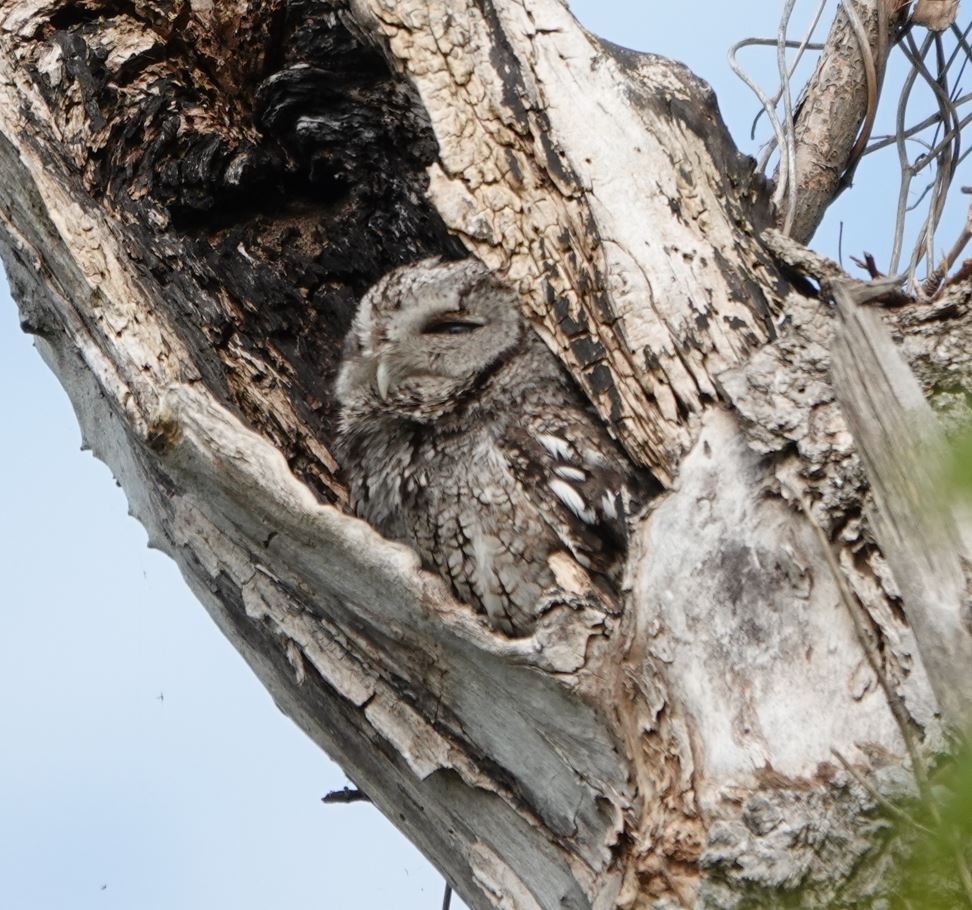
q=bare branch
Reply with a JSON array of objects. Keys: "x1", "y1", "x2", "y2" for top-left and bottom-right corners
[
  {"x1": 736, "y1": 3, "x2": 972, "y2": 278},
  {"x1": 730, "y1": 1, "x2": 829, "y2": 224},
  {"x1": 785, "y1": 0, "x2": 901, "y2": 243},
  {"x1": 728, "y1": 38, "x2": 796, "y2": 208},
  {"x1": 897, "y1": 32, "x2": 962, "y2": 282}
]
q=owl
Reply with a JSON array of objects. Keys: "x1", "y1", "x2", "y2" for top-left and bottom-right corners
[{"x1": 335, "y1": 258, "x2": 644, "y2": 637}]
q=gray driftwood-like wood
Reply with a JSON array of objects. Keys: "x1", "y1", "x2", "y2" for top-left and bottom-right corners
[
  {"x1": 830, "y1": 278, "x2": 972, "y2": 725},
  {"x1": 0, "y1": 2, "x2": 969, "y2": 908}
]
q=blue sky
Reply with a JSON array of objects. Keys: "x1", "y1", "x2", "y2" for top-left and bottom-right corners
[{"x1": 2, "y1": 4, "x2": 967, "y2": 909}]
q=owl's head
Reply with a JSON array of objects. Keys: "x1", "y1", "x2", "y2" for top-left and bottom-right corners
[{"x1": 336, "y1": 258, "x2": 524, "y2": 424}]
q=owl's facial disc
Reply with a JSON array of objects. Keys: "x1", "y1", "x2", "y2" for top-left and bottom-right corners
[
  {"x1": 374, "y1": 312, "x2": 488, "y2": 401},
  {"x1": 367, "y1": 282, "x2": 521, "y2": 418},
  {"x1": 336, "y1": 259, "x2": 527, "y2": 424}
]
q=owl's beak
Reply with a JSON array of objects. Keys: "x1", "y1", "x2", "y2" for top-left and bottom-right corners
[{"x1": 375, "y1": 358, "x2": 392, "y2": 401}]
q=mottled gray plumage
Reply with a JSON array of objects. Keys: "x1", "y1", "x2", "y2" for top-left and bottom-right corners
[{"x1": 335, "y1": 258, "x2": 642, "y2": 636}]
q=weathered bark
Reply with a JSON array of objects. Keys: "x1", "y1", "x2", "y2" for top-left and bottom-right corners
[
  {"x1": 1, "y1": 2, "x2": 969, "y2": 909},
  {"x1": 783, "y1": 0, "x2": 906, "y2": 243}
]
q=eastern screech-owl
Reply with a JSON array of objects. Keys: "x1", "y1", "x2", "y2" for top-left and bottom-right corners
[{"x1": 335, "y1": 258, "x2": 642, "y2": 637}]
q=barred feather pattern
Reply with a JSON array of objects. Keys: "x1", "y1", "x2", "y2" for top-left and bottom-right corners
[{"x1": 336, "y1": 258, "x2": 646, "y2": 636}]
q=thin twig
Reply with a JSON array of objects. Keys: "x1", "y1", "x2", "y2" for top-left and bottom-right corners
[
  {"x1": 906, "y1": 179, "x2": 937, "y2": 216},
  {"x1": 945, "y1": 19, "x2": 972, "y2": 75},
  {"x1": 442, "y1": 883, "x2": 453, "y2": 910},
  {"x1": 865, "y1": 91, "x2": 972, "y2": 154},
  {"x1": 735, "y1": 1, "x2": 972, "y2": 293},
  {"x1": 890, "y1": 33, "x2": 932, "y2": 273},
  {"x1": 778, "y1": 0, "x2": 800, "y2": 234},
  {"x1": 728, "y1": 39, "x2": 793, "y2": 217},
  {"x1": 900, "y1": 31, "x2": 961, "y2": 282},
  {"x1": 840, "y1": 0, "x2": 881, "y2": 183},
  {"x1": 831, "y1": 747, "x2": 934, "y2": 834},
  {"x1": 887, "y1": 106, "x2": 972, "y2": 174},
  {"x1": 750, "y1": 0, "x2": 829, "y2": 142},
  {"x1": 736, "y1": 34, "x2": 828, "y2": 174},
  {"x1": 921, "y1": 189, "x2": 972, "y2": 297},
  {"x1": 885, "y1": 24, "x2": 972, "y2": 174}
]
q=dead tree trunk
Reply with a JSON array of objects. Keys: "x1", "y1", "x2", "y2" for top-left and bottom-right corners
[{"x1": 1, "y1": 1, "x2": 970, "y2": 907}]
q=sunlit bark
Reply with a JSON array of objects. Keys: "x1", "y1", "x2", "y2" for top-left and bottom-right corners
[{"x1": 1, "y1": 1, "x2": 969, "y2": 907}]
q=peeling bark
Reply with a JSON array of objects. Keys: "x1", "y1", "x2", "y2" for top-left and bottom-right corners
[{"x1": 0, "y1": 1, "x2": 967, "y2": 909}]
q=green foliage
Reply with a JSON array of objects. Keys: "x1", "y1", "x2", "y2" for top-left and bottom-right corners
[
  {"x1": 947, "y1": 428, "x2": 972, "y2": 498},
  {"x1": 890, "y1": 429, "x2": 972, "y2": 907},
  {"x1": 888, "y1": 746, "x2": 972, "y2": 910}
]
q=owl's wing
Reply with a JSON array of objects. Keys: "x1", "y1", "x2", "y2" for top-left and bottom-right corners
[{"x1": 499, "y1": 412, "x2": 640, "y2": 579}]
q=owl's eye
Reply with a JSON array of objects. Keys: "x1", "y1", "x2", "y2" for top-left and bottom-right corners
[{"x1": 421, "y1": 316, "x2": 486, "y2": 335}]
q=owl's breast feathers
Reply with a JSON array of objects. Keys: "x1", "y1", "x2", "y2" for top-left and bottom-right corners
[{"x1": 340, "y1": 368, "x2": 644, "y2": 636}]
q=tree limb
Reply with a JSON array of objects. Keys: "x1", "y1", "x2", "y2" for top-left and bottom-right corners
[{"x1": 785, "y1": 0, "x2": 904, "y2": 243}]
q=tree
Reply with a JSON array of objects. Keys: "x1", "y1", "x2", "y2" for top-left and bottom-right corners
[{"x1": 1, "y1": 0, "x2": 970, "y2": 907}]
